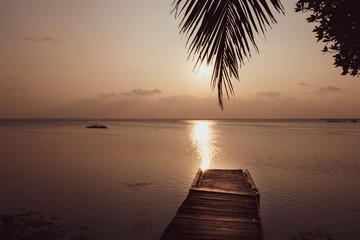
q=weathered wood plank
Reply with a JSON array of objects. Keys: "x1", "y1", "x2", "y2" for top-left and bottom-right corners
[{"x1": 161, "y1": 169, "x2": 263, "y2": 240}]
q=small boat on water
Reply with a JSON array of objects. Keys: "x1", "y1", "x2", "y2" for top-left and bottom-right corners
[{"x1": 86, "y1": 124, "x2": 107, "y2": 129}]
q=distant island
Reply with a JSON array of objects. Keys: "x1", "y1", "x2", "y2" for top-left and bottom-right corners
[
  {"x1": 325, "y1": 119, "x2": 358, "y2": 123},
  {"x1": 86, "y1": 124, "x2": 107, "y2": 129}
]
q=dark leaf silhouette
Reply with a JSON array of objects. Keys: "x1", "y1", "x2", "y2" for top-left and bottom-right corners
[
  {"x1": 172, "y1": 0, "x2": 284, "y2": 108},
  {"x1": 296, "y1": 0, "x2": 360, "y2": 77}
]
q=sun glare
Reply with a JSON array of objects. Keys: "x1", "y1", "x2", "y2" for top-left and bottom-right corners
[
  {"x1": 196, "y1": 63, "x2": 212, "y2": 79},
  {"x1": 191, "y1": 121, "x2": 214, "y2": 170}
]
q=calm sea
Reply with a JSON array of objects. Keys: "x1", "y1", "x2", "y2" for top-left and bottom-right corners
[{"x1": 0, "y1": 119, "x2": 359, "y2": 240}]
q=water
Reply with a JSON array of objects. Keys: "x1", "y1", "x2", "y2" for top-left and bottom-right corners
[{"x1": 0, "y1": 119, "x2": 359, "y2": 240}]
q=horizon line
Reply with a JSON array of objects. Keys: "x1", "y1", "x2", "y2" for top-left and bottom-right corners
[{"x1": 0, "y1": 118, "x2": 359, "y2": 121}]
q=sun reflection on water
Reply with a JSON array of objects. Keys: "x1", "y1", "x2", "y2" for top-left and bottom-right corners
[{"x1": 191, "y1": 121, "x2": 214, "y2": 170}]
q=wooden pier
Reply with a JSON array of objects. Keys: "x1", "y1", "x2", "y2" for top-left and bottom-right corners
[{"x1": 161, "y1": 169, "x2": 263, "y2": 240}]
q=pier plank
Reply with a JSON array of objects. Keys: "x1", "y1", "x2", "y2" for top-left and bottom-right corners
[{"x1": 161, "y1": 169, "x2": 263, "y2": 240}]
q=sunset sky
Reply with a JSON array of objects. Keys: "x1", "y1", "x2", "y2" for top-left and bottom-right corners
[{"x1": 1, "y1": 0, "x2": 359, "y2": 119}]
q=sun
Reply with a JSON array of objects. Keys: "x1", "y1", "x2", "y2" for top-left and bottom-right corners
[{"x1": 196, "y1": 63, "x2": 212, "y2": 78}]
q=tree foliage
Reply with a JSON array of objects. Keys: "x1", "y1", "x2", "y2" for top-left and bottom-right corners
[
  {"x1": 295, "y1": 0, "x2": 360, "y2": 76},
  {"x1": 172, "y1": 0, "x2": 284, "y2": 108}
]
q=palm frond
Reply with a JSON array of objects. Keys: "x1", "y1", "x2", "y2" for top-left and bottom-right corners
[{"x1": 172, "y1": 0, "x2": 284, "y2": 109}]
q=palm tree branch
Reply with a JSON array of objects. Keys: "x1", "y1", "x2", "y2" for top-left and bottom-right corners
[{"x1": 172, "y1": 0, "x2": 284, "y2": 108}]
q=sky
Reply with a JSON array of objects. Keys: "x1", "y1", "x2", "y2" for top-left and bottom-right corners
[{"x1": 1, "y1": 0, "x2": 359, "y2": 119}]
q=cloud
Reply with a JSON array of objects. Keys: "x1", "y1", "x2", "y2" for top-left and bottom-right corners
[
  {"x1": 326, "y1": 86, "x2": 341, "y2": 92},
  {"x1": 4, "y1": 85, "x2": 28, "y2": 91},
  {"x1": 122, "y1": 88, "x2": 161, "y2": 96},
  {"x1": 19, "y1": 91, "x2": 360, "y2": 119},
  {"x1": 1, "y1": 77, "x2": 15, "y2": 82},
  {"x1": 316, "y1": 86, "x2": 342, "y2": 94},
  {"x1": 100, "y1": 92, "x2": 120, "y2": 98},
  {"x1": 99, "y1": 89, "x2": 162, "y2": 99},
  {"x1": 256, "y1": 91, "x2": 281, "y2": 98},
  {"x1": 25, "y1": 36, "x2": 63, "y2": 44},
  {"x1": 299, "y1": 82, "x2": 311, "y2": 87}
]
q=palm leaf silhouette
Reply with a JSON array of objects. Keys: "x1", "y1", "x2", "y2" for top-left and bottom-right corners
[{"x1": 172, "y1": 0, "x2": 284, "y2": 108}]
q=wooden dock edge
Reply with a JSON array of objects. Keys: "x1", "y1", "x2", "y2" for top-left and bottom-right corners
[
  {"x1": 244, "y1": 169, "x2": 261, "y2": 207},
  {"x1": 244, "y1": 169, "x2": 259, "y2": 194},
  {"x1": 244, "y1": 169, "x2": 263, "y2": 239},
  {"x1": 191, "y1": 168, "x2": 203, "y2": 188}
]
